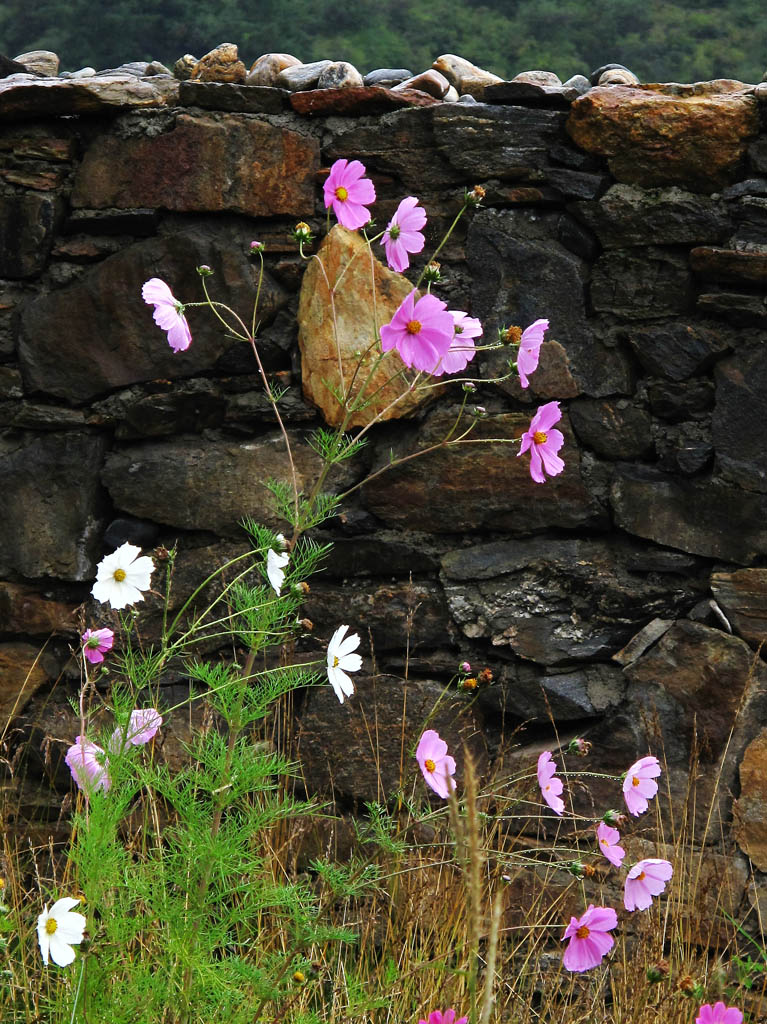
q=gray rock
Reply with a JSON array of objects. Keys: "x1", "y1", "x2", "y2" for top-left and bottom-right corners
[
  {"x1": 316, "y1": 60, "x2": 364, "y2": 90},
  {"x1": 569, "y1": 398, "x2": 653, "y2": 458},
  {"x1": 590, "y1": 247, "x2": 693, "y2": 319},
  {"x1": 754, "y1": 82, "x2": 767, "y2": 101},
  {"x1": 363, "y1": 68, "x2": 412, "y2": 88},
  {"x1": 623, "y1": 320, "x2": 730, "y2": 381},
  {"x1": 713, "y1": 345, "x2": 767, "y2": 493},
  {"x1": 589, "y1": 62, "x2": 634, "y2": 85},
  {"x1": 562, "y1": 74, "x2": 590, "y2": 95},
  {"x1": 97, "y1": 62, "x2": 148, "y2": 77},
  {"x1": 173, "y1": 54, "x2": 197, "y2": 80},
  {"x1": 457, "y1": 93, "x2": 478, "y2": 104},
  {"x1": 484, "y1": 81, "x2": 581, "y2": 109},
  {"x1": 59, "y1": 67, "x2": 96, "y2": 78},
  {"x1": 697, "y1": 292, "x2": 767, "y2": 326},
  {"x1": 598, "y1": 68, "x2": 640, "y2": 86},
  {"x1": 276, "y1": 60, "x2": 332, "y2": 91},
  {"x1": 0, "y1": 192, "x2": 63, "y2": 278},
  {"x1": 512, "y1": 70, "x2": 562, "y2": 86},
  {"x1": 443, "y1": 84, "x2": 459, "y2": 102},
  {"x1": 146, "y1": 61, "x2": 171, "y2": 76},
  {"x1": 13, "y1": 50, "x2": 59, "y2": 77},
  {"x1": 179, "y1": 81, "x2": 290, "y2": 113}
]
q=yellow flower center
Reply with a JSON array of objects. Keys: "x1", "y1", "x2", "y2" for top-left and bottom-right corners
[
  {"x1": 424, "y1": 758, "x2": 436, "y2": 772},
  {"x1": 406, "y1": 320, "x2": 422, "y2": 335},
  {"x1": 505, "y1": 325, "x2": 522, "y2": 344},
  {"x1": 45, "y1": 917, "x2": 58, "y2": 935},
  {"x1": 600, "y1": 838, "x2": 608, "y2": 846},
  {"x1": 333, "y1": 655, "x2": 340, "y2": 668},
  {"x1": 632, "y1": 776, "x2": 640, "y2": 787},
  {"x1": 335, "y1": 186, "x2": 348, "y2": 201},
  {"x1": 636, "y1": 871, "x2": 646, "y2": 881},
  {"x1": 113, "y1": 568, "x2": 127, "y2": 582},
  {"x1": 533, "y1": 430, "x2": 548, "y2": 445},
  {"x1": 575, "y1": 924, "x2": 590, "y2": 939}
]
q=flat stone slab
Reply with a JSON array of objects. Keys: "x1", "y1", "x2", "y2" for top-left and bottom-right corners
[
  {"x1": 484, "y1": 81, "x2": 580, "y2": 108},
  {"x1": 178, "y1": 80, "x2": 290, "y2": 113},
  {"x1": 289, "y1": 85, "x2": 440, "y2": 115},
  {"x1": 0, "y1": 75, "x2": 179, "y2": 120}
]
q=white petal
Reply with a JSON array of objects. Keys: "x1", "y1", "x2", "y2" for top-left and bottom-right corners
[
  {"x1": 50, "y1": 897, "x2": 81, "y2": 917},
  {"x1": 55, "y1": 911, "x2": 86, "y2": 944},
  {"x1": 339, "y1": 652, "x2": 362, "y2": 673},
  {"x1": 336, "y1": 632, "x2": 361, "y2": 659},
  {"x1": 37, "y1": 908, "x2": 50, "y2": 965},
  {"x1": 327, "y1": 665, "x2": 354, "y2": 703},
  {"x1": 48, "y1": 933, "x2": 76, "y2": 967}
]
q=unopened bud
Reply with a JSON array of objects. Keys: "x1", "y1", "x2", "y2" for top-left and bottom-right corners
[
  {"x1": 154, "y1": 545, "x2": 170, "y2": 561},
  {"x1": 462, "y1": 381, "x2": 477, "y2": 393},
  {"x1": 460, "y1": 661, "x2": 471, "y2": 673},
  {"x1": 274, "y1": 533, "x2": 288, "y2": 551},
  {"x1": 566, "y1": 860, "x2": 585, "y2": 879},
  {"x1": 677, "y1": 976, "x2": 703, "y2": 998},
  {"x1": 473, "y1": 406, "x2": 488, "y2": 419},
  {"x1": 602, "y1": 809, "x2": 627, "y2": 828},
  {"x1": 300, "y1": 618, "x2": 314, "y2": 632},
  {"x1": 249, "y1": 240, "x2": 265, "y2": 254},
  {"x1": 293, "y1": 222, "x2": 314, "y2": 244},
  {"x1": 291, "y1": 581, "x2": 310, "y2": 596},
  {"x1": 196, "y1": 264, "x2": 213, "y2": 276},
  {"x1": 423, "y1": 261, "x2": 442, "y2": 283},
  {"x1": 568, "y1": 737, "x2": 592, "y2": 757},
  {"x1": 466, "y1": 185, "x2": 486, "y2": 206},
  {"x1": 293, "y1": 970, "x2": 306, "y2": 984},
  {"x1": 647, "y1": 960, "x2": 670, "y2": 983}
]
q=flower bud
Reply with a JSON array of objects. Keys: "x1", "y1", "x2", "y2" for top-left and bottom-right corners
[
  {"x1": 462, "y1": 381, "x2": 477, "y2": 393},
  {"x1": 568, "y1": 737, "x2": 592, "y2": 757},
  {"x1": 423, "y1": 261, "x2": 442, "y2": 283},
  {"x1": 677, "y1": 976, "x2": 704, "y2": 999},
  {"x1": 602, "y1": 809, "x2": 627, "y2": 828},
  {"x1": 566, "y1": 860, "x2": 585, "y2": 879},
  {"x1": 249, "y1": 240, "x2": 265, "y2": 254},
  {"x1": 300, "y1": 618, "x2": 314, "y2": 632},
  {"x1": 647, "y1": 960, "x2": 670, "y2": 983},
  {"x1": 460, "y1": 661, "x2": 472, "y2": 673},
  {"x1": 196, "y1": 264, "x2": 213, "y2": 276},
  {"x1": 293, "y1": 970, "x2": 306, "y2": 984},
  {"x1": 291, "y1": 581, "x2": 310, "y2": 596},
  {"x1": 293, "y1": 222, "x2": 314, "y2": 244},
  {"x1": 473, "y1": 406, "x2": 488, "y2": 419}
]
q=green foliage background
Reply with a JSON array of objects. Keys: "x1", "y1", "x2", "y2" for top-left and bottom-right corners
[{"x1": 0, "y1": 0, "x2": 765, "y2": 85}]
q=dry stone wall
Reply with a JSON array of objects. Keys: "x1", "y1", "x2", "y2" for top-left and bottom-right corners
[{"x1": 2, "y1": 65, "x2": 767, "y2": 907}]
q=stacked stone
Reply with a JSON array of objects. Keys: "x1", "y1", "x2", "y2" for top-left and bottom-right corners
[{"x1": 3, "y1": 38, "x2": 767, "y2": 905}]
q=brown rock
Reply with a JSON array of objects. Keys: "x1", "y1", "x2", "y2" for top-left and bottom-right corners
[
  {"x1": 0, "y1": 75, "x2": 179, "y2": 122},
  {"x1": 173, "y1": 54, "x2": 197, "y2": 80},
  {"x1": 179, "y1": 81, "x2": 290, "y2": 113},
  {"x1": 297, "y1": 225, "x2": 424, "y2": 428},
  {"x1": 13, "y1": 50, "x2": 60, "y2": 77},
  {"x1": 431, "y1": 54, "x2": 503, "y2": 99},
  {"x1": 393, "y1": 69, "x2": 450, "y2": 99},
  {"x1": 72, "y1": 112, "x2": 319, "y2": 216},
  {"x1": 190, "y1": 43, "x2": 246, "y2": 84},
  {"x1": 733, "y1": 729, "x2": 767, "y2": 870},
  {"x1": 0, "y1": 192, "x2": 62, "y2": 278},
  {"x1": 289, "y1": 85, "x2": 439, "y2": 116},
  {"x1": 0, "y1": 642, "x2": 51, "y2": 722},
  {"x1": 0, "y1": 583, "x2": 78, "y2": 636},
  {"x1": 690, "y1": 246, "x2": 767, "y2": 285},
  {"x1": 247, "y1": 52, "x2": 301, "y2": 86},
  {"x1": 711, "y1": 569, "x2": 767, "y2": 647},
  {"x1": 567, "y1": 85, "x2": 760, "y2": 192}
]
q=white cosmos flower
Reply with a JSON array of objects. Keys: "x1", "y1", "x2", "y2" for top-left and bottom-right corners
[
  {"x1": 266, "y1": 536, "x2": 290, "y2": 595},
  {"x1": 326, "y1": 624, "x2": 362, "y2": 704},
  {"x1": 91, "y1": 542, "x2": 155, "y2": 610},
  {"x1": 37, "y1": 897, "x2": 86, "y2": 967}
]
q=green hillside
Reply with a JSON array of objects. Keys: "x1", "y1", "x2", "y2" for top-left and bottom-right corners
[{"x1": 1, "y1": 0, "x2": 765, "y2": 84}]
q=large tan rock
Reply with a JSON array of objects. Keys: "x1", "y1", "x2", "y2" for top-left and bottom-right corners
[
  {"x1": 72, "y1": 112, "x2": 319, "y2": 216},
  {"x1": 733, "y1": 729, "x2": 767, "y2": 870},
  {"x1": 567, "y1": 85, "x2": 759, "y2": 193},
  {"x1": 297, "y1": 226, "x2": 426, "y2": 428},
  {"x1": 191, "y1": 43, "x2": 246, "y2": 83},
  {"x1": 432, "y1": 54, "x2": 503, "y2": 98},
  {"x1": 247, "y1": 52, "x2": 301, "y2": 86}
]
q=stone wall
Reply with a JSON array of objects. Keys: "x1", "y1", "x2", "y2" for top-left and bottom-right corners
[{"x1": 2, "y1": 70, "x2": 767, "y2": 903}]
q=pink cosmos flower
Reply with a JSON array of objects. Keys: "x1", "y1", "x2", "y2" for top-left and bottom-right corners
[
  {"x1": 537, "y1": 750, "x2": 564, "y2": 815},
  {"x1": 381, "y1": 195, "x2": 426, "y2": 272},
  {"x1": 624, "y1": 858, "x2": 673, "y2": 911},
  {"x1": 696, "y1": 1004, "x2": 743, "y2": 1024},
  {"x1": 81, "y1": 627, "x2": 114, "y2": 665},
  {"x1": 110, "y1": 708, "x2": 163, "y2": 754},
  {"x1": 419, "y1": 1011, "x2": 468, "y2": 1024},
  {"x1": 416, "y1": 729, "x2": 456, "y2": 799},
  {"x1": 596, "y1": 821, "x2": 625, "y2": 868},
  {"x1": 432, "y1": 311, "x2": 482, "y2": 375},
  {"x1": 516, "y1": 318, "x2": 549, "y2": 389},
  {"x1": 65, "y1": 736, "x2": 110, "y2": 796},
  {"x1": 623, "y1": 755, "x2": 661, "y2": 816},
  {"x1": 141, "y1": 278, "x2": 192, "y2": 353},
  {"x1": 562, "y1": 904, "x2": 618, "y2": 972},
  {"x1": 517, "y1": 401, "x2": 565, "y2": 484},
  {"x1": 323, "y1": 158, "x2": 376, "y2": 231},
  {"x1": 380, "y1": 290, "x2": 455, "y2": 373}
]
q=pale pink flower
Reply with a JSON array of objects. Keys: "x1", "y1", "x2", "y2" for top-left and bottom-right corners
[
  {"x1": 416, "y1": 729, "x2": 456, "y2": 800},
  {"x1": 623, "y1": 755, "x2": 661, "y2": 816},
  {"x1": 517, "y1": 401, "x2": 565, "y2": 484},
  {"x1": 381, "y1": 196, "x2": 426, "y2": 272},
  {"x1": 65, "y1": 736, "x2": 110, "y2": 796},
  {"x1": 696, "y1": 1004, "x2": 743, "y2": 1024},
  {"x1": 596, "y1": 821, "x2": 625, "y2": 868},
  {"x1": 380, "y1": 290, "x2": 454, "y2": 372},
  {"x1": 419, "y1": 1011, "x2": 468, "y2": 1024},
  {"x1": 141, "y1": 278, "x2": 192, "y2": 353},
  {"x1": 537, "y1": 750, "x2": 564, "y2": 815},
  {"x1": 562, "y1": 904, "x2": 618, "y2": 972},
  {"x1": 81, "y1": 627, "x2": 114, "y2": 665},
  {"x1": 323, "y1": 158, "x2": 376, "y2": 231},
  {"x1": 516, "y1": 318, "x2": 549, "y2": 389},
  {"x1": 624, "y1": 858, "x2": 673, "y2": 911},
  {"x1": 432, "y1": 311, "x2": 482, "y2": 375},
  {"x1": 110, "y1": 708, "x2": 163, "y2": 754}
]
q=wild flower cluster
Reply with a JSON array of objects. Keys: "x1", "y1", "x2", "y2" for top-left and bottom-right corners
[{"x1": 17, "y1": 158, "x2": 745, "y2": 1024}]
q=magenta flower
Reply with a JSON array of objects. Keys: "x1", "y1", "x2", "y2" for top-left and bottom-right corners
[
  {"x1": 517, "y1": 401, "x2": 565, "y2": 484},
  {"x1": 516, "y1": 318, "x2": 549, "y2": 389},
  {"x1": 419, "y1": 1011, "x2": 468, "y2": 1024},
  {"x1": 81, "y1": 627, "x2": 114, "y2": 665},
  {"x1": 432, "y1": 311, "x2": 482, "y2": 375},
  {"x1": 141, "y1": 278, "x2": 192, "y2": 353},
  {"x1": 624, "y1": 858, "x2": 673, "y2": 911},
  {"x1": 537, "y1": 750, "x2": 564, "y2": 815},
  {"x1": 562, "y1": 904, "x2": 618, "y2": 972},
  {"x1": 380, "y1": 290, "x2": 454, "y2": 373},
  {"x1": 596, "y1": 821, "x2": 625, "y2": 868},
  {"x1": 381, "y1": 195, "x2": 426, "y2": 272},
  {"x1": 110, "y1": 708, "x2": 163, "y2": 754},
  {"x1": 65, "y1": 737, "x2": 110, "y2": 797},
  {"x1": 416, "y1": 729, "x2": 456, "y2": 799},
  {"x1": 323, "y1": 158, "x2": 376, "y2": 231},
  {"x1": 623, "y1": 755, "x2": 661, "y2": 816},
  {"x1": 696, "y1": 1004, "x2": 743, "y2": 1024}
]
